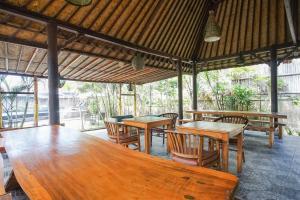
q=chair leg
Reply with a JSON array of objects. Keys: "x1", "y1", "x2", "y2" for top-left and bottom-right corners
[
  {"x1": 137, "y1": 129, "x2": 141, "y2": 152},
  {"x1": 162, "y1": 133, "x2": 165, "y2": 145},
  {"x1": 242, "y1": 150, "x2": 245, "y2": 162}
]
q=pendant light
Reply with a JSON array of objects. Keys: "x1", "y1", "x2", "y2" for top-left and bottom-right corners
[
  {"x1": 128, "y1": 83, "x2": 133, "y2": 92},
  {"x1": 132, "y1": 53, "x2": 145, "y2": 71},
  {"x1": 204, "y1": 10, "x2": 221, "y2": 42},
  {"x1": 65, "y1": 0, "x2": 92, "y2": 6}
]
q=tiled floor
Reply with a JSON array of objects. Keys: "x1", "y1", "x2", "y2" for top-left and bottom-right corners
[{"x1": 86, "y1": 129, "x2": 300, "y2": 200}]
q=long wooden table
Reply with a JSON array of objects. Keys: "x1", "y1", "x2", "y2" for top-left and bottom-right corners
[
  {"x1": 177, "y1": 121, "x2": 245, "y2": 173},
  {"x1": 2, "y1": 126, "x2": 238, "y2": 200},
  {"x1": 123, "y1": 116, "x2": 172, "y2": 154},
  {"x1": 186, "y1": 110, "x2": 287, "y2": 148}
]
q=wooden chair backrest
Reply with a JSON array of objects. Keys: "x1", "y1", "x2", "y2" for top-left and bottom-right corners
[
  {"x1": 214, "y1": 116, "x2": 248, "y2": 128},
  {"x1": 104, "y1": 121, "x2": 121, "y2": 140},
  {"x1": 166, "y1": 130, "x2": 205, "y2": 161},
  {"x1": 159, "y1": 113, "x2": 178, "y2": 128}
]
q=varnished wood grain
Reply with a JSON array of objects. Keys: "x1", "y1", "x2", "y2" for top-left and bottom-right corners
[{"x1": 2, "y1": 126, "x2": 238, "y2": 200}]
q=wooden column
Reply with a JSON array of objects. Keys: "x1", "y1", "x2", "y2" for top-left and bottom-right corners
[
  {"x1": 119, "y1": 84, "x2": 122, "y2": 115},
  {"x1": 270, "y1": 48, "x2": 278, "y2": 113},
  {"x1": 33, "y1": 77, "x2": 38, "y2": 127},
  {"x1": 192, "y1": 61, "x2": 198, "y2": 110},
  {"x1": 0, "y1": 94, "x2": 2, "y2": 129},
  {"x1": 134, "y1": 84, "x2": 137, "y2": 116},
  {"x1": 47, "y1": 22, "x2": 60, "y2": 125},
  {"x1": 177, "y1": 60, "x2": 183, "y2": 120},
  {"x1": 149, "y1": 85, "x2": 152, "y2": 114}
]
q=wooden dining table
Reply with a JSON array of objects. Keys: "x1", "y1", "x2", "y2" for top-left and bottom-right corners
[
  {"x1": 186, "y1": 110, "x2": 287, "y2": 148},
  {"x1": 2, "y1": 126, "x2": 238, "y2": 200},
  {"x1": 177, "y1": 121, "x2": 245, "y2": 173},
  {"x1": 123, "y1": 116, "x2": 172, "y2": 154}
]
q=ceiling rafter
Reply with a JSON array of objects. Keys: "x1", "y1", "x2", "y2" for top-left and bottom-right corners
[
  {"x1": 284, "y1": 0, "x2": 297, "y2": 44},
  {"x1": 25, "y1": 48, "x2": 39, "y2": 73},
  {"x1": 15, "y1": 45, "x2": 23, "y2": 72}
]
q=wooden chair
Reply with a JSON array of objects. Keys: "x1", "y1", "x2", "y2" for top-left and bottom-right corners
[
  {"x1": 214, "y1": 116, "x2": 248, "y2": 162},
  {"x1": 151, "y1": 113, "x2": 178, "y2": 145},
  {"x1": 165, "y1": 130, "x2": 220, "y2": 168},
  {"x1": 104, "y1": 121, "x2": 140, "y2": 151}
]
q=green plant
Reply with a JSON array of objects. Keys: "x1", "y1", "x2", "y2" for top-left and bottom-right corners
[
  {"x1": 224, "y1": 85, "x2": 253, "y2": 111},
  {"x1": 291, "y1": 97, "x2": 300, "y2": 106}
]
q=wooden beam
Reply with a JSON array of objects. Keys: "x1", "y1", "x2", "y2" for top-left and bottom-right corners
[
  {"x1": 0, "y1": 2, "x2": 191, "y2": 64},
  {"x1": 269, "y1": 47, "x2": 278, "y2": 113},
  {"x1": 284, "y1": 0, "x2": 297, "y2": 44},
  {"x1": 15, "y1": 46, "x2": 23, "y2": 72},
  {"x1": 119, "y1": 84, "x2": 122, "y2": 115},
  {"x1": 134, "y1": 84, "x2": 137, "y2": 116},
  {"x1": 33, "y1": 77, "x2": 38, "y2": 127},
  {"x1": 177, "y1": 60, "x2": 183, "y2": 120},
  {"x1": 192, "y1": 61, "x2": 197, "y2": 110},
  {"x1": 0, "y1": 34, "x2": 184, "y2": 73},
  {"x1": 25, "y1": 48, "x2": 39, "y2": 73},
  {"x1": 60, "y1": 55, "x2": 82, "y2": 75},
  {"x1": 0, "y1": 94, "x2": 2, "y2": 129}
]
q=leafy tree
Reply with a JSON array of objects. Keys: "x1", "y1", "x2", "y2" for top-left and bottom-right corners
[{"x1": 224, "y1": 85, "x2": 254, "y2": 111}]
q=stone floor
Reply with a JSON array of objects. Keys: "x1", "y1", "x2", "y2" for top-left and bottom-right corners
[
  {"x1": 3, "y1": 129, "x2": 300, "y2": 200},
  {"x1": 86, "y1": 129, "x2": 300, "y2": 200}
]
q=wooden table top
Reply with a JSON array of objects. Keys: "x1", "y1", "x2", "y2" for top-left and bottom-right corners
[
  {"x1": 186, "y1": 110, "x2": 287, "y2": 118},
  {"x1": 123, "y1": 116, "x2": 171, "y2": 124},
  {"x1": 177, "y1": 121, "x2": 244, "y2": 138},
  {"x1": 2, "y1": 126, "x2": 238, "y2": 200}
]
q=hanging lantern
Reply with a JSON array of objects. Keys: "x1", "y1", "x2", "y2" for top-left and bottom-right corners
[
  {"x1": 204, "y1": 10, "x2": 221, "y2": 42},
  {"x1": 128, "y1": 83, "x2": 133, "y2": 92},
  {"x1": 65, "y1": 0, "x2": 92, "y2": 6},
  {"x1": 132, "y1": 53, "x2": 145, "y2": 71}
]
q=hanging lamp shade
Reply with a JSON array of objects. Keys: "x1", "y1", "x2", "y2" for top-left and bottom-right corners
[
  {"x1": 204, "y1": 10, "x2": 221, "y2": 42},
  {"x1": 128, "y1": 83, "x2": 133, "y2": 92},
  {"x1": 132, "y1": 53, "x2": 144, "y2": 71},
  {"x1": 65, "y1": 0, "x2": 92, "y2": 6}
]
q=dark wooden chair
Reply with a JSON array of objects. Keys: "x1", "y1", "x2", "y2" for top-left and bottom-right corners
[
  {"x1": 151, "y1": 113, "x2": 178, "y2": 145},
  {"x1": 214, "y1": 116, "x2": 248, "y2": 162},
  {"x1": 165, "y1": 130, "x2": 220, "y2": 168},
  {"x1": 104, "y1": 121, "x2": 140, "y2": 151}
]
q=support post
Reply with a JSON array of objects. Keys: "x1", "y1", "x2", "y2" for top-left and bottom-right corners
[
  {"x1": 149, "y1": 85, "x2": 152, "y2": 114},
  {"x1": 119, "y1": 84, "x2": 122, "y2": 115},
  {"x1": 0, "y1": 94, "x2": 2, "y2": 129},
  {"x1": 47, "y1": 22, "x2": 60, "y2": 125},
  {"x1": 177, "y1": 60, "x2": 183, "y2": 120},
  {"x1": 134, "y1": 84, "x2": 137, "y2": 116},
  {"x1": 270, "y1": 48, "x2": 278, "y2": 113},
  {"x1": 33, "y1": 77, "x2": 38, "y2": 127},
  {"x1": 192, "y1": 61, "x2": 198, "y2": 110}
]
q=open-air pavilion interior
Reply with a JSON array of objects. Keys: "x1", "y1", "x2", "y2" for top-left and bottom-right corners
[{"x1": 0, "y1": 0, "x2": 300, "y2": 199}]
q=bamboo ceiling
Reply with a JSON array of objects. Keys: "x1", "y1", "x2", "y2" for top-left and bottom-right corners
[{"x1": 0, "y1": 0, "x2": 299, "y2": 84}]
